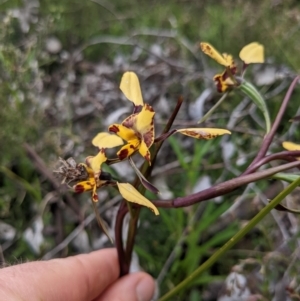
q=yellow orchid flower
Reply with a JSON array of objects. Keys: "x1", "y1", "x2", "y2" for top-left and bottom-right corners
[
  {"x1": 93, "y1": 72, "x2": 155, "y2": 163},
  {"x1": 73, "y1": 164, "x2": 101, "y2": 202},
  {"x1": 72, "y1": 148, "x2": 159, "y2": 241},
  {"x1": 108, "y1": 104, "x2": 155, "y2": 163},
  {"x1": 200, "y1": 42, "x2": 264, "y2": 92},
  {"x1": 73, "y1": 161, "x2": 159, "y2": 215},
  {"x1": 73, "y1": 148, "x2": 109, "y2": 202}
]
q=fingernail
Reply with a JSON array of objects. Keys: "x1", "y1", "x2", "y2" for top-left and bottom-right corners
[{"x1": 136, "y1": 276, "x2": 154, "y2": 301}]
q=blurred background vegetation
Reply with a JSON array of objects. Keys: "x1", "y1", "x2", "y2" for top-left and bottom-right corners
[{"x1": 1, "y1": 0, "x2": 300, "y2": 300}]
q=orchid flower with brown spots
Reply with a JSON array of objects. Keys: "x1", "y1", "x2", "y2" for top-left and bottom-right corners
[
  {"x1": 93, "y1": 72, "x2": 231, "y2": 163},
  {"x1": 200, "y1": 42, "x2": 264, "y2": 92},
  {"x1": 73, "y1": 148, "x2": 109, "y2": 202},
  {"x1": 72, "y1": 148, "x2": 159, "y2": 242},
  {"x1": 108, "y1": 104, "x2": 155, "y2": 163},
  {"x1": 93, "y1": 72, "x2": 155, "y2": 164}
]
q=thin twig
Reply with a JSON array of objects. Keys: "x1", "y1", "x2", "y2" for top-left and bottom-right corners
[{"x1": 42, "y1": 195, "x2": 120, "y2": 260}]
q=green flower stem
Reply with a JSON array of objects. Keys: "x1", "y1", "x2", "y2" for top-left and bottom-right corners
[
  {"x1": 158, "y1": 176, "x2": 300, "y2": 301},
  {"x1": 197, "y1": 92, "x2": 228, "y2": 124}
]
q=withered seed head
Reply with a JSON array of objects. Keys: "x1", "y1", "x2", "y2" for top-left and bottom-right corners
[{"x1": 53, "y1": 157, "x2": 89, "y2": 185}]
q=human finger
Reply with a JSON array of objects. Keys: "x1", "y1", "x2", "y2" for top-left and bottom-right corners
[
  {"x1": 0, "y1": 248, "x2": 119, "y2": 301},
  {"x1": 97, "y1": 272, "x2": 155, "y2": 301}
]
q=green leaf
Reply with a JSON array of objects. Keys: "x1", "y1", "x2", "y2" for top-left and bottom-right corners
[
  {"x1": 272, "y1": 172, "x2": 300, "y2": 183},
  {"x1": 238, "y1": 80, "x2": 271, "y2": 133}
]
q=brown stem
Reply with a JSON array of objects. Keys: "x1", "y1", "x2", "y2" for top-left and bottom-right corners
[
  {"x1": 243, "y1": 150, "x2": 300, "y2": 175},
  {"x1": 115, "y1": 201, "x2": 129, "y2": 276},
  {"x1": 151, "y1": 161, "x2": 300, "y2": 208},
  {"x1": 244, "y1": 76, "x2": 300, "y2": 172}
]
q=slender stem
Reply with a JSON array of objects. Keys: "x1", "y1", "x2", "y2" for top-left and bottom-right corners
[
  {"x1": 197, "y1": 92, "x2": 228, "y2": 124},
  {"x1": 150, "y1": 161, "x2": 300, "y2": 208},
  {"x1": 115, "y1": 202, "x2": 129, "y2": 276},
  {"x1": 158, "y1": 176, "x2": 300, "y2": 301},
  {"x1": 245, "y1": 76, "x2": 300, "y2": 172},
  {"x1": 243, "y1": 150, "x2": 300, "y2": 175}
]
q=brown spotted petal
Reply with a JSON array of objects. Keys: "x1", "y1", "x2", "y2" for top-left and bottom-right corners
[
  {"x1": 135, "y1": 104, "x2": 155, "y2": 149},
  {"x1": 85, "y1": 148, "x2": 107, "y2": 182},
  {"x1": 176, "y1": 128, "x2": 231, "y2": 139},
  {"x1": 213, "y1": 68, "x2": 236, "y2": 93},
  {"x1": 116, "y1": 139, "x2": 140, "y2": 160}
]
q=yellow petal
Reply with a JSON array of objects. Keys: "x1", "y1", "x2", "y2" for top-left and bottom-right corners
[
  {"x1": 117, "y1": 141, "x2": 140, "y2": 160},
  {"x1": 214, "y1": 71, "x2": 234, "y2": 93},
  {"x1": 109, "y1": 124, "x2": 137, "y2": 142},
  {"x1": 176, "y1": 128, "x2": 231, "y2": 139},
  {"x1": 92, "y1": 184, "x2": 99, "y2": 202},
  {"x1": 120, "y1": 71, "x2": 144, "y2": 106},
  {"x1": 283, "y1": 141, "x2": 300, "y2": 160},
  {"x1": 138, "y1": 140, "x2": 151, "y2": 163},
  {"x1": 282, "y1": 141, "x2": 300, "y2": 151},
  {"x1": 92, "y1": 132, "x2": 124, "y2": 148},
  {"x1": 117, "y1": 182, "x2": 159, "y2": 215},
  {"x1": 239, "y1": 42, "x2": 264, "y2": 64},
  {"x1": 73, "y1": 179, "x2": 95, "y2": 193},
  {"x1": 200, "y1": 42, "x2": 231, "y2": 67},
  {"x1": 135, "y1": 104, "x2": 155, "y2": 136},
  {"x1": 86, "y1": 149, "x2": 107, "y2": 180},
  {"x1": 222, "y1": 53, "x2": 236, "y2": 69}
]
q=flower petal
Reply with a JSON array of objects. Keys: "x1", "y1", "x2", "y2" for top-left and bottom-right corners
[
  {"x1": 73, "y1": 179, "x2": 95, "y2": 193},
  {"x1": 176, "y1": 128, "x2": 231, "y2": 139},
  {"x1": 92, "y1": 184, "x2": 99, "y2": 202},
  {"x1": 135, "y1": 104, "x2": 155, "y2": 136},
  {"x1": 120, "y1": 71, "x2": 144, "y2": 106},
  {"x1": 117, "y1": 182, "x2": 159, "y2": 215},
  {"x1": 138, "y1": 140, "x2": 151, "y2": 163},
  {"x1": 200, "y1": 42, "x2": 231, "y2": 67},
  {"x1": 239, "y1": 42, "x2": 264, "y2": 64},
  {"x1": 117, "y1": 141, "x2": 140, "y2": 160},
  {"x1": 92, "y1": 132, "x2": 124, "y2": 148},
  {"x1": 214, "y1": 71, "x2": 234, "y2": 93},
  {"x1": 282, "y1": 141, "x2": 300, "y2": 152},
  {"x1": 128, "y1": 157, "x2": 159, "y2": 193},
  {"x1": 222, "y1": 53, "x2": 236, "y2": 70},
  {"x1": 282, "y1": 141, "x2": 300, "y2": 151},
  {"x1": 109, "y1": 123, "x2": 137, "y2": 142},
  {"x1": 86, "y1": 149, "x2": 107, "y2": 180}
]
